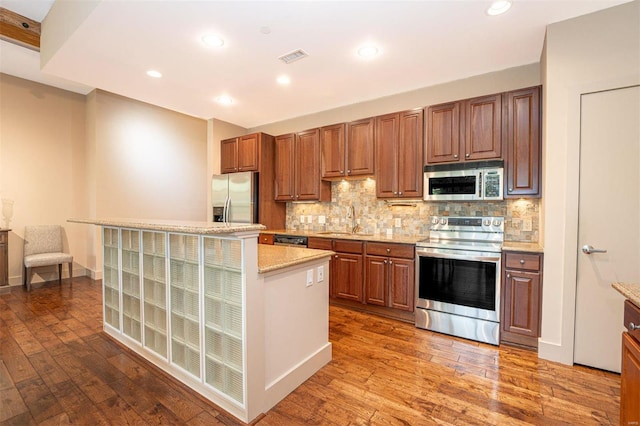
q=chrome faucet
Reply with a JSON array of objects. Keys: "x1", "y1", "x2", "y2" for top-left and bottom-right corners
[{"x1": 346, "y1": 205, "x2": 359, "y2": 234}]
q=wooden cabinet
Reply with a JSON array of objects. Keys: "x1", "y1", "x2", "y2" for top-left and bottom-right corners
[
  {"x1": 332, "y1": 240, "x2": 364, "y2": 302},
  {"x1": 220, "y1": 133, "x2": 261, "y2": 173},
  {"x1": 505, "y1": 86, "x2": 541, "y2": 198},
  {"x1": 375, "y1": 109, "x2": 424, "y2": 198},
  {"x1": 0, "y1": 230, "x2": 8, "y2": 286},
  {"x1": 275, "y1": 130, "x2": 331, "y2": 202},
  {"x1": 501, "y1": 251, "x2": 543, "y2": 349},
  {"x1": 365, "y1": 242, "x2": 415, "y2": 312},
  {"x1": 320, "y1": 118, "x2": 375, "y2": 179},
  {"x1": 258, "y1": 233, "x2": 274, "y2": 245},
  {"x1": 621, "y1": 300, "x2": 640, "y2": 424},
  {"x1": 426, "y1": 94, "x2": 502, "y2": 164}
]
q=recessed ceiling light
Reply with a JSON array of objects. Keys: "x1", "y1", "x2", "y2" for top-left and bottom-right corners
[
  {"x1": 276, "y1": 75, "x2": 291, "y2": 85},
  {"x1": 487, "y1": 0, "x2": 512, "y2": 16},
  {"x1": 202, "y1": 34, "x2": 225, "y2": 47},
  {"x1": 146, "y1": 70, "x2": 162, "y2": 78},
  {"x1": 215, "y1": 95, "x2": 233, "y2": 105},
  {"x1": 357, "y1": 45, "x2": 379, "y2": 58}
]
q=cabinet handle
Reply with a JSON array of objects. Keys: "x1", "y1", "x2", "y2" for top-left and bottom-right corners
[
  {"x1": 630, "y1": 322, "x2": 640, "y2": 330},
  {"x1": 389, "y1": 260, "x2": 393, "y2": 265},
  {"x1": 290, "y1": 195, "x2": 294, "y2": 199},
  {"x1": 347, "y1": 169, "x2": 351, "y2": 174},
  {"x1": 340, "y1": 170, "x2": 344, "y2": 174},
  {"x1": 386, "y1": 248, "x2": 391, "y2": 253},
  {"x1": 465, "y1": 153, "x2": 470, "y2": 158},
  {"x1": 334, "y1": 255, "x2": 339, "y2": 259},
  {"x1": 394, "y1": 192, "x2": 398, "y2": 195},
  {"x1": 296, "y1": 195, "x2": 299, "y2": 198},
  {"x1": 509, "y1": 187, "x2": 513, "y2": 192},
  {"x1": 398, "y1": 192, "x2": 402, "y2": 195},
  {"x1": 384, "y1": 260, "x2": 388, "y2": 264},
  {"x1": 507, "y1": 273, "x2": 511, "y2": 278},
  {"x1": 520, "y1": 259, "x2": 525, "y2": 265},
  {"x1": 453, "y1": 154, "x2": 459, "y2": 159}
]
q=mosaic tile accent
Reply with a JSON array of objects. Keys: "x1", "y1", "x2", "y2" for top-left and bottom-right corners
[{"x1": 285, "y1": 179, "x2": 540, "y2": 242}]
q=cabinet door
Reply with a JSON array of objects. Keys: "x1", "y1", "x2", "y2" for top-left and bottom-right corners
[
  {"x1": 501, "y1": 269, "x2": 541, "y2": 344},
  {"x1": 346, "y1": 118, "x2": 375, "y2": 176},
  {"x1": 295, "y1": 129, "x2": 323, "y2": 201},
  {"x1": 0, "y1": 232, "x2": 7, "y2": 286},
  {"x1": 375, "y1": 113, "x2": 399, "y2": 198},
  {"x1": 505, "y1": 86, "x2": 541, "y2": 198},
  {"x1": 389, "y1": 258, "x2": 414, "y2": 311},
  {"x1": 621, "y1": 332, "x2": 640, "y2": 425},
  {"x1": 397, "y1": 109, "x2": 424, "y2": 198},
  {"x1": 274, "y1": 134, "x2": 296, "y2": 201},
  {"x1": 365, "y1": 255, "x2": 388, "y2": 306},
  {"x1": 332, "y1": 253, "x2": 363, "y2": 302},
  {"x1": 237, "y1": 134, "x2": 259, "y2": 172},
  {"x1": 220, "y1": 137, "x2": 238, "y2": 174},
  {"x1": 464, "y1": 94, "x2": 502, "y2": 161},
  {"x1": 320, "y1": 124, "x2": 346, "y2": 178},
  {"x1": 426, "y1": 102, "x2": 460, "y2": 163}
]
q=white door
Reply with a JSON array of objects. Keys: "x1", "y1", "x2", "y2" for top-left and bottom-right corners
[{"x1": 574, "y1": 85, "x2": 640, "y2": 373}]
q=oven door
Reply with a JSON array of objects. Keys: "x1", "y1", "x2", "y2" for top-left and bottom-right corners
[{"x1": 416, "y1": 247, "x2": 501, "y2": 322}]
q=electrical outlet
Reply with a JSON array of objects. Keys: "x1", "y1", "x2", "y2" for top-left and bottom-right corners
[
  {"x1": 307, "y1": 215, "x2": 313, "y2": 223},
  {"x1": 317, "y1": 265, "x2": 324, "y2": 282},
  {"x1": 318, "y1": 215, "x2": 326, "y2": 224},
  {"x1": 306, "y1": 269, "x2": 314, "y2": 286},
  {"x1": 299, "y1": 215, "x2": 305, "y2": 224},
  {"x1": 523, "y1": 219, "x2": 533, "y2": 231},
  {"x1": 395, "y1": 218, "x2": 402, "y2": 228}
]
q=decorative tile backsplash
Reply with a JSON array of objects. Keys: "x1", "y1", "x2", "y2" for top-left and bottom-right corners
[{"x1": 285, "y1": 178, "x2": 539, "y2": 242}]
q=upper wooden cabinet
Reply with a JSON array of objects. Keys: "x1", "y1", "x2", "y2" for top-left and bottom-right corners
[
  {"x1": 220, "y1": 133, "x2": 263, "y2": 173},
  {"x1": 505, "y1": 86, "x2": 541, "y2": 198},
  {"x1": 375, "y1": 109, "x2": 424, "y2": 198},
  {"x1": 275, "y1": 129, "x2": 331, "y2": 202},
  {"x1": 321, "y1": 118, "x2": 375, "y2": 178},
  {"x1": 426, "y1": 94, "x2": 502, "y2": 164}
]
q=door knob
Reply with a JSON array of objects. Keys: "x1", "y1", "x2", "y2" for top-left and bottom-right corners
[{"x1": 581, "y1": 245, "x2": 607, "y2": 255}]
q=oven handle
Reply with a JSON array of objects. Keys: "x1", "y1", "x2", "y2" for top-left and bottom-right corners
[{"x1": 416, "y1": 249, "x2": 501, "y2": 263}]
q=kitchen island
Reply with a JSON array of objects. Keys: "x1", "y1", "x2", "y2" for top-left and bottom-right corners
[{"x1": 69, "y1": 218, "x2": 333, "y2": 423}]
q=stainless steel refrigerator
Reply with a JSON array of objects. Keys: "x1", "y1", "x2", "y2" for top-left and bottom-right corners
[{"x1": 211, "y1": 172, "x2": 258, "y2": 224}]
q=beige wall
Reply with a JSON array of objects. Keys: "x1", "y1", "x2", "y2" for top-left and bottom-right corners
[
  {"x1": 0, "y1": 74, "x2": 89, "y2": 284},
  {"x1": 0, "y1": 76, "x2": 208, "y2": 284},
  {"x1": 540, "y1": 0, "x2": 640, "y2": 364},
  {"x1": 250, "y1": 63, "x2": 540, "y2": 135}
]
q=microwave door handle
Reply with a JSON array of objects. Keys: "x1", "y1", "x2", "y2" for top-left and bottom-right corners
[{"x1": 417, "y1": 250, "x2": 501, "y2": 263}]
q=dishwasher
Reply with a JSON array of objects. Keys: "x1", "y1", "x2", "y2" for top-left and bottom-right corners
[{"x1": 273, "y1": 234, "x2": 308, "y2": 247}]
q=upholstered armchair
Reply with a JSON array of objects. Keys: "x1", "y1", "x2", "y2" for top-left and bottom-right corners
[{"x1": 23, "y1": 225, "x2": 73, "y2": 291}]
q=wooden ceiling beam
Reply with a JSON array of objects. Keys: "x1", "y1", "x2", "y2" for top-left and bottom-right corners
[{"x1": 0, "y1": 7, "x2": 41, "y2": 51}]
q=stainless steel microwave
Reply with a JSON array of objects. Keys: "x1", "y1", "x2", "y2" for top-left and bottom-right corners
[{"x1": 423, "y1": 161, "x2": 504, "y2": 201}]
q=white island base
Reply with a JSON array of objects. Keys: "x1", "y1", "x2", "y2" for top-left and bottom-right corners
[{"x1": 69, "y1": 218, "x2": 332, "y2": 423}]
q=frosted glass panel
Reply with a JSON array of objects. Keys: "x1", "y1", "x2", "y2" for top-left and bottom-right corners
[
  {"x1": 142, "y1": 231, "x2": 167, "y2": 358},
  {"x1": 103, "y1": 228, "x2": 120, "y2": 330},
  {"x1": 121, "y1": 230, "x2": 141, "y2": 343},
  {"x1": 203, "y1": 236, "x2": 245, "y2": 404},
  {"x1": 169, "y1": 234, "x2": 201, "y2": 378}
]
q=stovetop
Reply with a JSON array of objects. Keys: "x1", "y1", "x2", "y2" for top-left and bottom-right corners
[{"x1": 416, "y1": 216, "x2": 504, "y2": 253}]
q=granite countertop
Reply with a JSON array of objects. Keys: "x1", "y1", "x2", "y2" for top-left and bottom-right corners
[
  {"x1": 260, "y1": 229, "x2": 425, "y2": 245},
  {"x1": 68, "y1": 218, "x2": 265, "y2": 234},
  {"x1": 612, "y1": 282, "x2": 640, "y2": 308},
  {"x1": 502, "y1": 241, "x2": 544, "y2": 253},
  {"x1": 258, "y1": 244, "x2": 334, "y2": 273}
]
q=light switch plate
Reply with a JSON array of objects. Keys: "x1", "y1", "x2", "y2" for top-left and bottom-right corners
[
  {"x1": 318, "y1": 215, "x2": 326, "y2": 224},
  {"x1": 307, "y1": 215, "x2": 313, "y2": 223},
  {"x1": 523, "y1": 219, "x2": 533, "y2": 231},
  {"x1": 317, "y1": 265, "x2": 324, "y2": 282},
  {"x1": 306, "y1": 269, "x2": 314, "y2": 286},
  {"x1": 300, "y1": 216, "x2": 305, "y2": 223},
  {"x1": 395, "y1": 218, "x2": 402, "y2": 228}
]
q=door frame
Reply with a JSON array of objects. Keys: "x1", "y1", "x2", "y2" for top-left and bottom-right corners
[{"x1": 539, "y1": 75, "x2": 640, "y2": 365}]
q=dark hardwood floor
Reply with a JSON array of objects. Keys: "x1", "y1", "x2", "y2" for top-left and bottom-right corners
[{"x1": 0, "y1": 277, "x2": 620, "y2": 425}]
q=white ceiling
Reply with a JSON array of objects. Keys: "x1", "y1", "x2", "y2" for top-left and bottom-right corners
[{"x1": 0, "y1": 0, "x2": 631, "y2": 128}]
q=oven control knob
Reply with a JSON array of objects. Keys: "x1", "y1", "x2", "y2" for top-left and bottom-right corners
[
  {"x1": 493, "y1": 219, "x2": 502, "y2": 226},
  {"x1": 432, "y1": 218, "x2": 439, "y2": 225},
  {"x1": 440, "y1": 218, "x2": 447, "y2": 225},
  {"x1": 483, "y1": 219, "x2": 491, "y2": 226}
]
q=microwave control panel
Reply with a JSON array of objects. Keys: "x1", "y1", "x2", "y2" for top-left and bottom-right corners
[{"x1": 483, "y1": 171, "x2": 502, "y2": 198}]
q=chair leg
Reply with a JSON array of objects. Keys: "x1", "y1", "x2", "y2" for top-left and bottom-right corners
[
  {"x1": 68, "y1": 262, "x2": 73, "y2": 283},
  {"x1": 58, "y1": 264, "x2": 62, "y2": 283},
  {"x1": 26, "y1": 267, "x2": 32, "y2": 291}
]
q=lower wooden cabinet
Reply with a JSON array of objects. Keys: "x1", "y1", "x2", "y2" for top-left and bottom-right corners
[
  {"x1": 500, "y1": 251, "x2": 543, "y2": 349},
  {"x1": 258, "y1": 233, "x2": 274, "y2": 245},
  {"x1": 0, "y1": 230, "x2": 8, "y2": 286},
  {"x1": 621, "y1": 299, "x2": 640, "y2": 424}
]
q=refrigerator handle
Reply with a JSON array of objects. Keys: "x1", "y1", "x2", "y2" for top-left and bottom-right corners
[{"x1": 223, "y1": 196, "x2": 231, "y2": 224}]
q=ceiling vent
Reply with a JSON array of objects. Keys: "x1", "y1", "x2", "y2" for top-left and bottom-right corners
[{"x1": 278, "y1": 49, "x2": 308, "y2": 64}]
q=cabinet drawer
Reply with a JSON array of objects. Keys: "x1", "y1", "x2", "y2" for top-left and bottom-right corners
[
  {"x1": 308, "y1": 237, "x2": 332, "y2": 250},
  {"x1": 366, "y1": 242, "x2": 414, "y2": 259},
  {"x1": 504, "y1": 252, "x2": 541, "y2": 271},
  {"x1": 0, "y1": 231, "x2": 6, "y2": 244},
  {"x1": 624, "y1": 300, "x2": 640, "y2": 343},
  {"x1": 333, "y1": 239, "x2": 364, "y2": 254},
  {"x1": 258, "y1": 233, "x2": 274, "y2": 245}
]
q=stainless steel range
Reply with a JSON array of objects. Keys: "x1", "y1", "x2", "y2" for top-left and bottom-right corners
[{"x1": 415, "y1": 216, "x2": 504, "y2": 345}]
